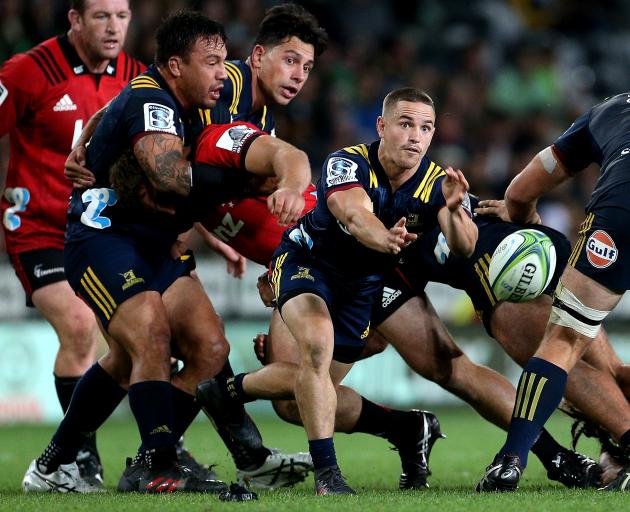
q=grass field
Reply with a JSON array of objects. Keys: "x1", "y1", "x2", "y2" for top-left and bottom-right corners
[{"x1": 0, "y1": 407, "x2": 625, "y2": 511}]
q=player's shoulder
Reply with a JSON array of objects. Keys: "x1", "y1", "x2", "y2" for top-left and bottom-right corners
[
  {"x1": 115, "y1": 50, "x2": 147, "y2": 82},
  {"x1": 327, "y1": 143, "x2": 372, "y2": 168},
  {"x1": 1, "y1": 37, "x2": 62, "y2": 89}
]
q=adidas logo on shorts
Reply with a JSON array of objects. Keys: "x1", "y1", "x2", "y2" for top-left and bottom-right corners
[
  {"x1": 53, "y1": 94, "x2": 77, "y2": 112},
  {"x1": 382, "y1": 286, "x2": 401, "y2": 308}
]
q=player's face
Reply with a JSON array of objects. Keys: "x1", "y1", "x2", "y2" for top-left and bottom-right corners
[
  {"x1": 74, "y1": 0, "x2": 131, "y2": 62},
  {"x1": 377, "y1": 100, "x2": 436, "y2": 171},
  {"x1": 179, "y1": 36, "x2": 228, "y2": 109},
  {"x1": 256, "y1": 36, "x2": 315, "y2": 106}
]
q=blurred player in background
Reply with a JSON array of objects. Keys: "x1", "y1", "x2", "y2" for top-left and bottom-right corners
[{"x1": 0, "y1": 0, "x2": 141, "y2": 487}]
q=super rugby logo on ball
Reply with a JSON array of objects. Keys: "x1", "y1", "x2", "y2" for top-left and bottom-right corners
[
  {"x1": 489, "y1": 229, "x2": 557, "y2": 303},
  {"x1": 586, "y1": 230, "x2": 617, "y2": 268}
]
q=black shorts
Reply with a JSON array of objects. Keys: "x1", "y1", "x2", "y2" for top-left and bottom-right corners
[
  {"x1": 570, "y1": 201, "x2": 630, "y2": 292},
  {"x1": 270, "y1": 240, "x2": 382, "y2": 364},
  {"x1": 9, "y1": 248, "x2": 66, "y2": 307},
  {"x1": 374, "y1": 219, "x2": 571, "y2": 336},
  {"x1": 64, "y1": 233, "x2": 196, "y2": 329}
]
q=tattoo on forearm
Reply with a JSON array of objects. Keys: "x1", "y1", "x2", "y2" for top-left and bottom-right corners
[{"x1": 135, "y1": 133, "x2": 190, "y2": 195}]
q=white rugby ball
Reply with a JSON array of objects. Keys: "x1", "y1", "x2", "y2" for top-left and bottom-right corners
[{"x1": 489, "y1": 229, "x2": 557, "y2": 303}]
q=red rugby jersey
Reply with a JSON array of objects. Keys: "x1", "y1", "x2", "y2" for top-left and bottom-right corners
[
  {"x1": 0, "y1": 34, "x2": 145, "y2": 254},
  {"x1": 196, "y1": 122, "x2": 317, "y2": 266}
]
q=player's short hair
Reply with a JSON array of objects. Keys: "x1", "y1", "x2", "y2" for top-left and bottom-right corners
[
  {"x1": 254, "y1": 3, "x2": 328, "y2": 57},
  {"x1": 155, "y1": 10, "x2": 227, "y2": 66},
  {"x1": 382, "y1": 87, "x2": 435, "y2": 115},
  {"x1": 70, "y1": 0, "x2": 86, "y2": 13}
]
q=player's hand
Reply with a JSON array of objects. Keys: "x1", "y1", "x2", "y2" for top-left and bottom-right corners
[
  {"x1": 441, "y1": 166, "x2": 470, "y2": 211},
  {"x1": 252, "y1": 332, "x2": 268, "y2": 365},
  {"x1": 256, "y1": 271, "x2": 276, "y2": 307},
  {"x1": 475, "y1": 199, "x2": 511, "y2": 221},
  {"x1": 385, "y1": 217, "x2": 418, "y2": 254},
  {"x1": 267, "y1": 187, "x2": 305, "y2": 226},
  {"x1": 170, "y1": 238, "x2": 188, "y2": 259},
  {"x1": 221, "y1": 245, "x2": 247, "y2": 279},
  {"x1": 65, "y1": 146, "x2": 96, "y2": 188}
]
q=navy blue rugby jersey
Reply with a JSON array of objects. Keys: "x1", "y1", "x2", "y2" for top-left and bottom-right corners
[
  {"x1": 288, "y1": 140, "x2": 465, "y2": 277},
  {"x1": 220, "y1": 60, "x2": 276, "y2": 135},
  {"x1": 553, "y1": 92, "x2": 630, "y2": 210},
  {"x1": 66, "y1": 65, "x2": 230, "y2": 247}
]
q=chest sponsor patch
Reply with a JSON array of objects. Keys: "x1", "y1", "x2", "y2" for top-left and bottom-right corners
[
  {"x1": 586, "y1": 230, "x2": 617, "y2": 268},
  {"x1": 0, "y1": 80, "x2": 8, "y2": 107},
  {"x1": 143, "y1": 103, "x2": 177, "y2": 134},
  {"x1": 326, "y1": 157, "x2": 358, "y2": 187},
  {"x1": 216, "y1": 125, "x2": 258, "y2": 153}
]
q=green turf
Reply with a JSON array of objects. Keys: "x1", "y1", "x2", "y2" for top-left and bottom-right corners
[{"x1": 0, "y1": 408, "x2": 625, "y2": 511}]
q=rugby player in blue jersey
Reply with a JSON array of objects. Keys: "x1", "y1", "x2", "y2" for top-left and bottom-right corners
[
  {"x1": 477, "y1": 93, "x2": 630, "y2": 492},
  {"x1": 200, "y1": 87, "x2": 477, "y2": 495}
]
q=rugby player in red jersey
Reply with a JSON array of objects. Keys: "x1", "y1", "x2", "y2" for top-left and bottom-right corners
[{"x1": 0, "y1": 0, "x2": 142, "y2": 487}]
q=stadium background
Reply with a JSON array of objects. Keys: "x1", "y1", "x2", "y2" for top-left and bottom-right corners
[{"x1": 2, "y1": 0, "x2": 630, "y2": 424}]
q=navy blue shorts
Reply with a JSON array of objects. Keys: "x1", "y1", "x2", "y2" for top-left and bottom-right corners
[
  {"x1": 569, "y1": 204, "x2": 630, "y2": 293},
  {"x1": 269, "y1": 242, "x2": 382, "y2": 364},
  {"x1": 64, "y1": 233, "x2": 195, "y2": 329},
  {"x1": 373, "y1": 219, "x2": 571, "y2": 336}
]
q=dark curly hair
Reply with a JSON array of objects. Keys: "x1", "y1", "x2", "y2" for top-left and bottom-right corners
[{"x1": 254, "y1": 3, "x2": 328, "y2": 57}]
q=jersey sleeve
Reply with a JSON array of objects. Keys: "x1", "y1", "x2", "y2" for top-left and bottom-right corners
[
  {"x1": 195, "y1": 122, "x2": 265, "y2": 169},
  {"x1": 552, "y1": 110, "x2": 603, "y2": 173},
  {"x1": 123, "y1": 87, "x2": 185, "y2": 146},
  {"x1": 321, "y1": 152, "x2": 370, "y2": 199},
  {"x1": 0, "y1": 54, "x2": 45, "y2": 136}
]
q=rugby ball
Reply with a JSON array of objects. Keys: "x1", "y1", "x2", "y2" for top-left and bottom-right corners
[{"x1": 489, "y1": 229, "x2": 556, "y2": 303}]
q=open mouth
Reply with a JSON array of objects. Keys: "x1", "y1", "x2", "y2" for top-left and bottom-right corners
[
  {"x1": 210, "y1": 85, "x2": 224, "y2": 100},
  {"x1": 281, "y1": 85, "x2": 299, "y2": 98},
  {"x1": 103, "y1": 39, "x2": 119, "y2": 50}
]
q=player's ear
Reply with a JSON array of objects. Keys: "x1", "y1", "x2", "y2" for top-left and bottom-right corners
[
  {"x1": 376, "y1": 116, "x2": 385, "y2": 138},
  {"x1": 251, "y1": 44, "x2": 265, "y2": 69},
  {"x1": 168, "y1": 56, "x2": 183, "y2": 77},
  {"x1": 68, "y1": 9, "x2": 81, "y2": 30}
]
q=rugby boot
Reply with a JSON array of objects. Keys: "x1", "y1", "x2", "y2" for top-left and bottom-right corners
[
  {"x1": 237, "y1": 448, "x2": 313, "y2": 489},
  {"x1": 476, "y1": 453, "x2": 522, "y2": 492},
  {"x1": 314, "y1": 465, "x2": 356, "y2": 496},
  {"x1": 75, "y1": 447, "x2": 104, "y2": 488},
  {"x1": 23, "y1": 460, "x2": 104, "y2": 493},
  {"x1": 546, "y1": 449, "x2": 602, "y2": 488},
  {"x1": 388, "y1": 409, "x2": 445, "y2": 489},
  {"x1": 117, "y1": 456, "x2": 145, "y2": 492},
  {"x1": 177, "y1": 447, "x2": 219, "y2": 482},
  {"x1": 599, "y1": 463, "x2": 630, "y2": 491}
]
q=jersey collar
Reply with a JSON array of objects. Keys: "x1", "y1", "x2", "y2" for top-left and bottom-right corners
[{"x1": 57, "y1": 34, "x2": 118, "y2": 77}]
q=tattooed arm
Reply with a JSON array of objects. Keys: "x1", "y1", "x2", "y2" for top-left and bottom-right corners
[{"x1": 133, "y1": 133, "x2": 191, "y2": 196}]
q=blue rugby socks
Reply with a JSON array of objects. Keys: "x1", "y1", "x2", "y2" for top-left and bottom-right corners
[
  {"x1": 499, "y1": 357, "x2": 568, "y2": 467},
  {"x1": 309, "y1": 438, "x2": 338, "y2": 470}
]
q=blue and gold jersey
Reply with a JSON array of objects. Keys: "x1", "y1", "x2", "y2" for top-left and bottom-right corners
[
  {"x1": 288, "y1": 140, "x2": 452, "y2": 277},
  {"x1": 553, "y1": 92, "x2": 630, "y2": 211},
  {"x1": 218, "y1": 60, "x2": 276, "y2": 135},
  {"x1": 66, "y1": 65, "x2": 229, "y2": 247}
]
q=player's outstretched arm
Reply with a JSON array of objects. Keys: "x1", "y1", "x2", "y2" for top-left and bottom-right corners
[
  {"x1": 134, "y1": 132, "x2": 191, "y2": 196},
  {"x1": 194, "y1": 223, "x2": 247, "y2": 278},
  {"x1": 505, "y1": 146, "x2": 570, "y2": 224},
  {"x1": 327, "y1": 187, "x2": 416, "y2": 254},
  {"x1": 438, "y1": 166, "x2": 477, "y2": 257},
  {"x1": 243, "y1": 135, "x2": 311, "y2": 226}
]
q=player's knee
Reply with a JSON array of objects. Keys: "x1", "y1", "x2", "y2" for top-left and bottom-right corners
[
  {"x1": 550, "y1": 282, "x2": 610, "y2": 339},
  {"x1": 272, "y1": 399, "x2": 302, "y2": 426},
  {"x1": 301, "y1": 342, "x2": 331, "y2": 372},
  {"x1": 190, "y1": 334, "x2": 230, "y2": 371}
]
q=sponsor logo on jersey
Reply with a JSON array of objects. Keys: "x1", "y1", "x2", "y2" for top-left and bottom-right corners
[
  {"x1": 216, "y1": 125, "x2": 258, "y2": 153},
  {"x1": 586, "y1": 230, "x2": 617, "y2": 268},
  {"x1": 143, "y1": 103, "x2": 176, "y2": 134},
  {"x1": 53, "y1": 94, "x2": 77, "y2": 112},
  {"x1": 326, "y1": 157, "x2": 358, "y2": 187},
  {"x1": 73, "y1": 65, "x2": 84, "y2": 74},
  {"x1": 360, "y1": 321, "x2": 370, "y2": 339},
  {"x1": 121, "y1": 269, "x2": 145, "y2": 290},
  {"x1": 33, "y1": 264, "x2": 64, "y2": 279},
  {"x1": 0, "y1": 80, "x2": 7, "y2": 107},
  {"x1": 381, "y1": 286, "x2": 401, "y2": 308},
  {"x1": 290, "y1": 266, "x2": 314, "y2": 282}
]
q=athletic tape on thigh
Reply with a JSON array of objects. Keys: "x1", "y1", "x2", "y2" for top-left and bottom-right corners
[{"x1": 549, "y1": 282, "x2": 609, "y2": 338}]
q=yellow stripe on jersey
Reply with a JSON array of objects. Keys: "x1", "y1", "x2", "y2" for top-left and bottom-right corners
[
  {"x1": 225, "y1": 62, "x2": 243, "y2": 115},
  {"x1": 369, "y1": 169, "x2": 378, "y2": 188},
  {"x1": 474, "y1": 260, "x2": 496, "y2": 307},
  {"x1": 261, "y1": 105, "x2": 267, "y2": 130},
  {"x1": 568, "y1": 212, "x2": 595, "y2": 267},
  {"x1": 130, "y1": 76, "x2": 161, "y2": 89},
  {"x1": 413, "y1": 162, "x2": 436, "y2": 198},
  {"x1": 421, "y1": 167, "x2": 446, "y2": 203},
  {"x1": 197, "y1": 108, "x2": 213, "y2": 126}
]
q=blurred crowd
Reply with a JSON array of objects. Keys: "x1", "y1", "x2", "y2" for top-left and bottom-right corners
[{"x1": 3, "y1": 0, "x2": 630, "y2": 249}]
